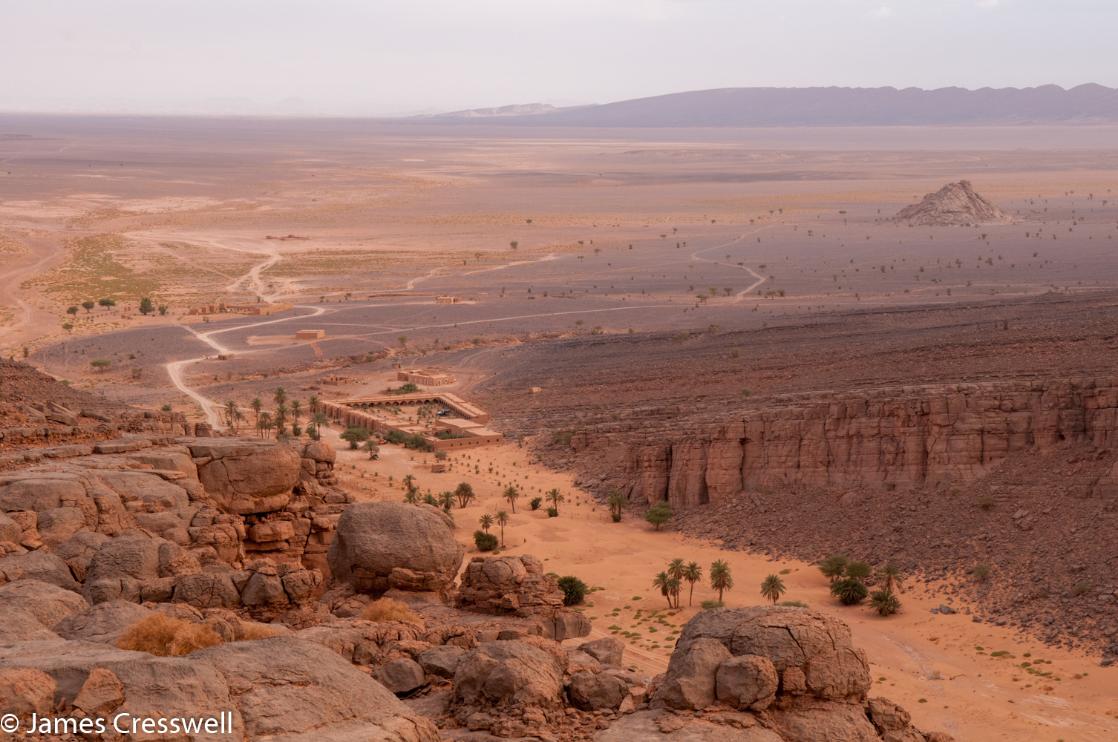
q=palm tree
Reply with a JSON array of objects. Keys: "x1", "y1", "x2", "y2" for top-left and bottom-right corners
[
  {"x1": 250, "y1": 397, "x2": 262, "y2": 429},
  {"x1": 652, "y1": 571, "x2": 677, "y2": 608},
  {"x1": 503, "y1": 485, "x2": 520, "y2": 513},
  {"x1": 761, "y1": 574, "x2": 786, "y2": 604},
  {"x1": 880, "y1": 564, "x2": 904, "y2": 593},
  {"x1": 710, "y1": 560, "x2": 733, "y2": 603},
  {"x1": 439, "y1": 490, "x2": 455, "y2": 512},
  {"x1": 666, "y1": 558, "x2": 685, "y2": 607},
  {"x1": 257, "y1": 411, "x2": 274, "y2": 440},
  {"x1": 290, "y1": 399, "x2": 302, "y2": 435},
  {"x1": 479, "y1": 513, "x2": 494, "y2": 533},
  {"x1": 363, "y1": 439, "x2": 379, "y2": 459},
  {"x1": 311, "y1": 411, "x2": 327, "y2": 440},
  {"x1": 274, "y1": 402, "x2": 288, "y2": 438},
  {"x1": 607, "y1": 491, "x2": 625, "y2": 522},
  {"x1": 273, "y1": 386, "x2": 287, "y2": 407},
  {"x1": 545, "y1": 488, "x2": 564, "y2": 514},
  {"x1": 454, "y1": 482, "x2": 475, "y2": 508},
  {"x1": 402, "y1": 474, "x2": 418, "y2": 500},
  {"x1": 683, "y1": 562, "x2": 703, "y2": 606},
  {"x1": 308, "y1": 394, "x2": 320, "y2": 413},
  {"x1": 496, "y1": 510, "x2": 509, "y2": 546},
  {"x1": 223, "y1": 401, "x2": 239, "y2": 432}
]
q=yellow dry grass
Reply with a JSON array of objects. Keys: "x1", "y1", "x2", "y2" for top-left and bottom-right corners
[
  {"x1": 116, "y1": 613, "x2": 222, "y2": 656},
  {"x1": 361, "y1": 597, "x2": 424, "y2": 626}
]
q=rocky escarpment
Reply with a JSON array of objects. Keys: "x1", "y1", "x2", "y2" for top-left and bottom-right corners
[
  {"x1": 551, "y1": 378, "x2": 1118, "y2": 656},
  {"x1": 596, "y1": 378, "x2": 1118, "y2": 508}
]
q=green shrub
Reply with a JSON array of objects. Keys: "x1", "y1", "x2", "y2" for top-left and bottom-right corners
[
  {"x1": 779, "y1": 600, "x2": 808, "y2": 608},
  {"x1": 340, "y1": 427, "x2": 371, "y2": 449},
  {"x1": 972, "y1": 563, "x2": 992, "y2": 582},
  {"x1": 557, "y1": 575, "x2": 589, "y2": 606},
  {"x1": 870, "y1": 589, "x2": 901, "y2": 616},
  {"x1": 529, "y1": 497, "x2": 543, "y2": 511},
  {"x1": 473, "y1": 530, "x2": 498, "y2": 552},
  {"x1": 700, "y1": 600, "x2": 723, "y2": 610},
  {"x1": 831, "y1": 577, "x2": 869, "y2": 606},
  {"x1": 546, "y1": 507, "x2": 559, "y2": 517},
  {"x1": 645, "y1": 502, "x2": 672, "y2": 531}
]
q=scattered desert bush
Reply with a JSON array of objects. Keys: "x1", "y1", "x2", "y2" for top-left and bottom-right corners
[
  {"x1": 340, "y1": 426, "x2": 370, "y2": 449},
  {"x1": 645, "y1": 502, "x2": 672, "y2": 530},
  {"x1": 700, "y1": 600, "x2": 723, "y2": 610},
  {"x1": 779, "y1": 600, "x2": 808, "y2": 608},
  {"x1": 546, "y1": 507, "x2": 559, "y2": 517},
  {"x1": 117, "y1": 613, "x2": 222, "y2": 656},
  {"x1": 831, "y1": 577, "x2": 869, "y2": 606},
  {"x1": 870, "y1": 589, "x2": 901, "y2": 616},
  {"x1": 972, "y1": 563, "x2": 992, "y2": 582},
  {"x1": 558, "y1": 575, "x2": 589, "y2": 606},
  {"x1": 361, "y1": 598, "x2": 423, "y2": 626},
  {"x1": 474, "y1": 530, "x2": 499, "y2": 552},
  {"x1": 818, "y1": 554, "x2": 849, "y2": 582},
  {"x1": 529, "y1": 497, "x2": 543, "y2": 511}
]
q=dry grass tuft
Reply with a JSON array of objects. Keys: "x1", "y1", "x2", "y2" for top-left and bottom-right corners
[
  {"x1": 235, "y1": 621, "x2": 286, "y2": 641},
  {"x1": 116, "y1": 613, "x2": 222, "y2": 656},
  {"x1": 361, "y1": 597, "x2": 424, "y2": 626}
]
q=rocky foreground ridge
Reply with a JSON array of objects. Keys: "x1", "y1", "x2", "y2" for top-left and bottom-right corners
[{"x1": 0, "y1": 426, "x2": 950, "y2": 739}]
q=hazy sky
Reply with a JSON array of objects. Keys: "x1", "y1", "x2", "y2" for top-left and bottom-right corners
[{"x1": 2, "y1": 0, "x2": 1114, "y2": 116}]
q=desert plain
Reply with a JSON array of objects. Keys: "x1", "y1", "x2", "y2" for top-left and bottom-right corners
[{"x1": 2, "y1": 114, "x2": 1118, "y2": 740}]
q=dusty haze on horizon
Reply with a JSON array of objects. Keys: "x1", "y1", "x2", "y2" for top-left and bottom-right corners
[{"x1": 2, "y1": 0, "x2": 1115, "y2": 117}]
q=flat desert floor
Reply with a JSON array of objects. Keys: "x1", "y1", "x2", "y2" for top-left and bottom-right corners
[{"x1": 3, "y1": 116, "x2": 1118, "y2": 740}]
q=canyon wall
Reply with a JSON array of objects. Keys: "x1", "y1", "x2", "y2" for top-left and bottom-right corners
[{"x1": 610, "y1": 378, "x2": 1118, "y2": 507}]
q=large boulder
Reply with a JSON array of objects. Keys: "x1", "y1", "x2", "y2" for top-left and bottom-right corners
[
  {"x1": 452, "y1": 640, "x2": 566, "y2": 710},
  {"x1": 0, "y1": 606, "x2": 58, "y2": 642},
  {"x1": 567, "y1": 670, "x2": 629, "y2": 711},
  {"x1": 55, "y1": 601, "x2": 153, "y2": 644},
  {"x1": 0, "y1": 639, "x2": 241, "y2": 733},
  {"x1": 0, "y1": 550, "x2": 80, "y2": 591},
  {"x1": 655, "y1": 637, "x2": 731, "y2": 711},
  {"x1": 190, "y1": 440, "x2": 302, "y2": 515},
  {"x1": 456, "y1": 555, "x2": 564, "y2": 615},
  {"x1": 0, "y1": 579, "x2": 88, "y2": 628},
  {"x1": 579, "y1": 637, "x2": 625, "y2": 668},
  {"x1": 715, "y1": 655, "x2": 778, "y2": 711},
  {"x1": 649, "y1": 607, "x2": 949, "y2": 742},
  {"x1": 373, "y1": 657, "x2": 427, "y2": 696},
  {"x1": 329, "y1": 503, "x2": 464, "y2": 595},
  {"x1": 661, "y1": 607, "x2": 871, "y2": 705},
  {"x1": 195, "y1": 637, "x2": 439, "y2": 740},
  {"x1": 83, "y1": 532, "x2": 202, "y2": 604}
]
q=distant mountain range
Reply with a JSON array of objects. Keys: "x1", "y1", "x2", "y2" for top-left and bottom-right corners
[{"x1": 418, "y1": 85, "x2": 1118, "y2": 127}]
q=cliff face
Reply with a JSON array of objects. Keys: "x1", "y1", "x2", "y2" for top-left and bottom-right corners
[{"x1": 614, "y1": 378, "x2": 1118, "y2": 507}]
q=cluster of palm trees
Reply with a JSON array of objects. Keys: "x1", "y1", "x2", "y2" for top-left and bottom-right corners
[
  {"x1": 478, "y1": 511, "x2": 510, "y2": 546},
  {"x1": 819, "y1": 554, "x2": 903, "y2": 616},
  {"x1": 223, "y1": 388, "x2": 326, "y2": 441},
  {"x1": 652, "y1": 558, "x2": 734, "y2": 608}
]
